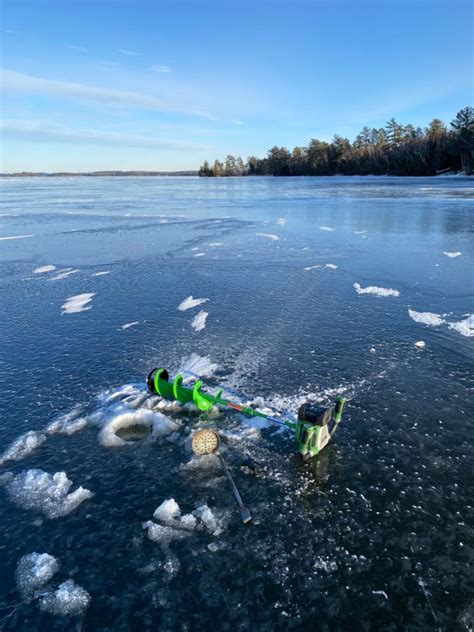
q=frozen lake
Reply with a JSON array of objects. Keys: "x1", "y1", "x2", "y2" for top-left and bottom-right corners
[{"x1": 0, "y1": 175, "x2": 473, "y2": 630}]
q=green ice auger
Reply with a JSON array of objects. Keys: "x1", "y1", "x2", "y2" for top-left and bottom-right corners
[{"x1": 146, "y1": 367, "x2": 347, "y2": 460}]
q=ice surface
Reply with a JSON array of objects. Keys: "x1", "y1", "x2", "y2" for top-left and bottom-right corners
[
  {"x1": 92, "y1": 270, "x2": 110, "y2": 276},
  {"x1": 180, "y1": 353, "x2": 219, "y2": 378},
  {"x1": 120, "y1": 321, "x2": 140, "y2": 330},
  {"x1": 256, "y1": 232, "x2": 279, "y2": 240},
  {"x1": 98, "y1": 409, "x2": 179, "y2": 447},
  {"x1": 443, "y1": 251, "x2": 462, "y2": 258},
  {"x1": 0, "y1": 234, "x2": 34, "y2": 240},
  {"x1": 6, "y1": 469, "x2": 93, "y2": 518},
  {"x1": 178, "y1": 296, "x2": 209, "y2": 311},
  {"x1": 153, "y1": 498, "x2": 181, "y2": 522},
  {"x1": 33, "y1": 265, "x2": 56, "y2": 274},
  {"x1": 16, "y1": 552, "x2": 60, "y2": 599},
  {"x1": 191, "y1": 310, "x2": 208, "y2": 331},
  {"x1": 319, "y1": 226, "x2": 335, "y2": 231},
  {"x1": 61, "y1": 293, "x2": 95, "y2": 314},
  {"x1": 49, "y1": 269, "x2": 80, "y2": 281},
  {"x1": 325, "y1": 264, "x2": 338, "y2": 269},
  {"x1": 448, "y1": 314, "x2": 474, "y2": 337},
  {"x1": 408, "y1": 308, "x2": 444, "y2": 327},
  {"x1": 0, "y1": 430, "x2": 47, "y2": 465},
  {"x1": 39, "y1": 579, "x2": 91, "y2": 616},
  {"x1": 354, "y1": 283, "x2": 400, "y2": 297}
]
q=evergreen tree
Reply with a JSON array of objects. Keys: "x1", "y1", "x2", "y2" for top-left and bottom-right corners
[{"x1": 451, "y1": 107, "x2": 474, "y2": 174}]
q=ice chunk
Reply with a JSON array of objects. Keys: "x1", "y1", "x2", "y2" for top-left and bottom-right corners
[
  {"x1": 256, "y1": 232, "x2": 279, "y2": 240},
  {"x1": 6, "y1": 469, "x2": 93, "y2": 518},
  {"x1": 0, "y1": 430, "x2": 47, "y2": 466},
  {"x1": 319, "y1": 226, "x2": 335, "y2": 232},
  {"x1": 191, "y1": 310, "x2": 208, "y2": 331},
  {"x1": 16, "y1": 552, "x2": 59, "y2": 599},
  {"x1": 180, "y1": 513, "x2": 197, "y2": 530},
  {"x1": 325, "y1": 264, "x2": 338, "y2": 269},
  {"x1": 408, "y1": 308, "x2": 444, "y2": 327},
  {"x1": 194, "y1": 504, "x2": 218, "y2": 534},
  {"x1": 153, "y1": 498, "x2": 181, "y2": 523},
  {"x1": 448, "y1": 314, "x2": 474, "y2": 337},
  {"x1": 372, "y1": 590, "x2": 388, "y2": 599},
  {"x1": 354, "y1": 283, "x2": 400, "y2": 297},
  {"x1": 178, "y1": 296, "x2": 209, "y2": 311},
  {"x1": 98, "y1": 409, "x2": 179, "y2": 447},
  {"x1": 443, "y1": 251, "x2": 461, "y2": 258},
  {"x1": 414, "y1": 341, "x2": 426, "y2": 349},
  {"x1": 143, "y1": 520, "x2": 190, "y2": 545},
  {"x1": 39, "y1": 579, "x2": 91, "y2": 616},
  {"x1": 33, "y1": 265, "x2": 56, "y2": 274},
  {"x1": 61, "y1": 293, "x2": 95, "y2": 314}
]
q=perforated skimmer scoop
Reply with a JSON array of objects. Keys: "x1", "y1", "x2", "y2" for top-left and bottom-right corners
[{"x1": 191, "y1": 429, "x2": 252, "y2": 525}]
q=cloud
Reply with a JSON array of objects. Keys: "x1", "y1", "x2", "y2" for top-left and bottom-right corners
[
  {"x1": 231, "y1": 119, "x2": 244, "y2": 125},
  {"x1": 1, "y1": 69, "x2": 214, "y2": 119},
  {"x1": 117, "y1": 48, "x2": 138, "y2": 56},
  {"x1": 0, "y1": 120, "x2": 211, "y2": 151},
  {"x1": 151, "y1": 65, "x2": 173, "y2": 73},
  {"x1": 68, "y1": 45, "x2": 88, "y2": 53}
]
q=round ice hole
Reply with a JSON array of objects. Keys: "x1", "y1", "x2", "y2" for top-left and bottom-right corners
[{"x1": 114, "y1": 423, "x2": 153, "y2": 442}]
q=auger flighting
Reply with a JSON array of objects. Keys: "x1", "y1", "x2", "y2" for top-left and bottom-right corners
[{"x1": 147, "y1": 368, "x2": 347, "y2": 460}]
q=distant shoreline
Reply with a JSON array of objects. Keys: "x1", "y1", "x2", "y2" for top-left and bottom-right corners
[{"x1": 0, "y1": 171, "x2": 198, "y2": 177}]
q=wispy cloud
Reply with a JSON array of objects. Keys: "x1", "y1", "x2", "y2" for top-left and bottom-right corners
[
  {"x1": 69, "y1": 45, "x2": 88, "y2": 53},
  {"x1": 117, "y1": 48, "x2": 138, "y2": 56},
  {"x1": 151, "y1": 65, "x2": 173, "y2": 73},
  {"x1": 98, "y1": 61, "x2": 119, "y2": 67},
  {"x1": 231, "y1": 119, "x2": 244, "y2": 125},
  {"x1": 0, "y1": 120, "x2": 211, "y2": 151},
  {"x1": 1, "y1": 69, "x2": 215, "y2": 119},
  {"x1": 4, "y1": 29, "x2": 22, "y2": 35}
]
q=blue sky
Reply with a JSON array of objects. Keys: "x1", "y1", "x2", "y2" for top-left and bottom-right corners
[{"x1": 1, "y1": 0, "x2": 472, "y2": 171}]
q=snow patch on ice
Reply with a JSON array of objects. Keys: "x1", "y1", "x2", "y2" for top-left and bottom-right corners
[
  {"x1": 408, "y1": 308, "x2": 444, "y2": 327},
  {"x1": 16, "y1": 553, "x2": 59, "y2": 599},
  {"x1": 0, "y1": 431, "x2": 47, "y2": 466},
  {"x1": 448, "y1": 314, "x2": 474, "y2": 337},
  {"x1": 178, "y1": 296, "x2": 209, "y2": 311},
  {"x1": 180, "y1": 353, "x2": 219, "y2": 379},
  {"x1": 6, "y1": 469, "x2": 93, "y2": 518},
  {"x1": 61, "y1": 293, "x2": 95, "y2": 314},
  {"x1": 194, "y1": 252, "x2": 206, "y2": 257},
  {"x1": 319, "y1": 226, "x2": 335, "y2": 232},
  {"x1": 120, "y1": 321, "x2": 139, "y2": 330},
  {"x1": 39, "y1": 579, "x2": 91, "y2": 616},
  {"x1": 49, "y1": 269, "x2": 80, "y2": 281},
  {"x1": 443, "y1": 251, "x2": 462, "y2": 258},
  {"x1": 98, "y1": 409, "x2": 179, "y2": 447},
  {"x1": 0, "y1": 234, "x2": 34, "y2": 240},
  {"x1": 354, "y1": 283, "x2": 400, "y2": 297},
  {"x1": 276, "y1": 218, "x2": 286, "y2": 225},
  {"x1": 325, "y1": 263, "x2": 338, "y2": 269},
  {"x1": 33, "y1": 265, "x2": 56, "y2": 274},
  {"x1": 191, "y1": 310, "x2": 208, "y2": 331},
  {"x1": 414, "y1": 340, "x2": 426, "y2": 349},
  {"x1": 208, "y1": 242, "x2": 224, "y2": 247},
  {"x1": 45, "y1": 407, "x2": 87, "y2": 436},
  {"x1": 92, "y1": 270, "x2": 110, "y2": 276},
  {"x1": 304, "y1": 265, "x2": 320, "y2": 271},
  {"x1": 256, "y1": 232, "x2": 279, "y2": 241}
]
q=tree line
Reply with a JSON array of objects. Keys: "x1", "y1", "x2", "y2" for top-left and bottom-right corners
[{"x1": 199, "y1": 106, "x2": 473, "y2": 177}]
